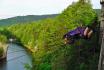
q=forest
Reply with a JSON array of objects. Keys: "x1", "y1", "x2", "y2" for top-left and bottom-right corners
[{"x1": 0, "y1": 0, "x2": 100, "y2": 70}]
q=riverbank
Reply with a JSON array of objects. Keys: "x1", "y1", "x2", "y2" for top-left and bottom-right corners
[{"x1": 0, "y1": 43, "x2": 8, "y2": 60}]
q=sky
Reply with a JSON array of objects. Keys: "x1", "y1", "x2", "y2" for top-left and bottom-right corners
[{"x1": 0, "y1": 0, "x2": 101, "y2": 19}]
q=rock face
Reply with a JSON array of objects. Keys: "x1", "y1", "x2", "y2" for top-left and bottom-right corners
[
  {"x1": 98, "y1": 1, "x2": 104, "y2": 70},
  {"x1": 0, "y1": 43, "x2": 8, "y2": 60}
]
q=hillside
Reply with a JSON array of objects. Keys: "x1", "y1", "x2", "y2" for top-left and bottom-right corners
[
  {"x1": 94, "y1": 9, "x2": 101, "y2": 16},
  {"x1": 4, "y1": 1, "x2": 99, "y2": 70},
  {"x1": 0, "y1": 14, "x2": 58, "y2": 26},
  {"x1": 0, "y1": 9, "x2": 100, "y2": 27}
]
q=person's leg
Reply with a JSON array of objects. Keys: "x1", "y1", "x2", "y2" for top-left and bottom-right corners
[
  {"x1": 64, "y1": 38, "x2": 68, "y2": 44},
  {"x1": 84, "y1": 27, "x2": 89, "y2": 36},
  {"x1": 87, "y1": 30, "x2": 93, "y2": 38}
]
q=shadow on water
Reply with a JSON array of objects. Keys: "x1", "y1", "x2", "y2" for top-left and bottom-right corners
[
  {"x1": 0, "y1": 59, "x2": 7, "y2": 70},
  {"x1": 0, "y1": 43, "x2": 32, "y2": 70}
]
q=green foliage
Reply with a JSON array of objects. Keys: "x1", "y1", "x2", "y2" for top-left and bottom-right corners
[
  {"x1": 95, "y1": 9, "x2": 101, "y2": 16},
  {"x1": 0, "y1": 47, "x2": 3, "y2": 57},
  {"x1": 0, "y1": 34, "x2": 7, "y2": 43},
  {"x1": 58, "y1": 1, "x2": 96, "y2": 27},
  {"x1": 0, "y1": 15, "x2": 57, "y2": 26},
  {"x1": 24, "y1": 64, "x2": 32, "y2": 70}
]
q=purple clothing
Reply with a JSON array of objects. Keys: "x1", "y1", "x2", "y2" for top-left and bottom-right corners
[
  {"x1": 63, "y1": 27, "x2": 86, "y2": 44},
  {"x1": 66, "y1": 27, "x2": 85, "y2": 37},
  {"x1": 63, "y1": 26, "x2": 95, "y2": 44}
]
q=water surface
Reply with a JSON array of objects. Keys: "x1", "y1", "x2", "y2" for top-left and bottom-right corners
[{"x1": 0, "y1": 43, "x2": 32, "y2": 70}]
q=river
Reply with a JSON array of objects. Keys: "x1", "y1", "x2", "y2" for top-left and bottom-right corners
[{"x1": 0, "y1": 43, "x2": 32, "y2": 70}]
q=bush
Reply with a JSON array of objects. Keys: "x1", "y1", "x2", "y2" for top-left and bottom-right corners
[{"x1": 0, "y1": 47, "x2": 4, "y2": 57}]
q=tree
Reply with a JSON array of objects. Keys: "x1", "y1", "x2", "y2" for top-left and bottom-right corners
[
  {"x1": 79, "y1": 0, "x2": 91, "y2": 4},
  {"x1": 79, "y1": 0, "x2": 86, "y2": 3}
]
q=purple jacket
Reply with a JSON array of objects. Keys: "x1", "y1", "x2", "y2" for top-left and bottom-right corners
[
  {"x1": 63, "y1": 27, "x2": 85, "y2": 44},
  {"x1": 69, "y1": 27, "x2": 85, "y2": 37},
  {"x1": 64, "y1": 27, "x2": 85, "y2": 38}
]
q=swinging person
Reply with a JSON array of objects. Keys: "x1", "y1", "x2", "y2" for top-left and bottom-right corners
[{"x1": 63, "y1": 20, "x2": 97, "y2": 44}]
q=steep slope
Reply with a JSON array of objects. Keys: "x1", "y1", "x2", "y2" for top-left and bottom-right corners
[{"x1": 0, "y1": 1, "x2": 99, "y2": 70}]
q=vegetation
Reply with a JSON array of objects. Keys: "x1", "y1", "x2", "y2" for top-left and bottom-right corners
[
  {"x1": 0, "y1": 0, "x2": 100, "y2": 70},
  {"x1": 95, "y1": 9, "x2": 101, "y2": 16},
  {"x1": 0, "y1": 14, "x2": 58, "y2": 26},
  {"x1": 0, "y1": 10, "x2": 99, "y2": 27},
  {"x1": 0, "y1": 47, "x2": 4, "y2": 57}
]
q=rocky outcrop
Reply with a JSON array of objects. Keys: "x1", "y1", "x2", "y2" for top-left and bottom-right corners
[{"x1": 0, "y1": 43, "x2": 8, "y2": 60}]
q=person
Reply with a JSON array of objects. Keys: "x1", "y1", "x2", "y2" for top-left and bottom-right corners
[{"x1": 63, "y1": 19, "x2": 97, "y2": 44}]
